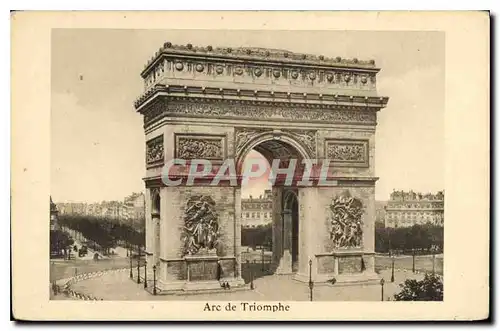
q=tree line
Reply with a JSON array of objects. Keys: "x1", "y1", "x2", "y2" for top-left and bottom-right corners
[
  {"x1": 375, "y1": 221, "x2": 443, "y2": 254},
  {"x1": 56, "y1": 215, "x2": 145, "y2": 255},
  {"x1": 53, "y1": 216, "x2": 442, "y2": 256},
  {"x1": 241, "y1": 223, "x2": 272, "y2": 250},
  {"x1": 240, "y1": 222, "x2": 444, "y2": 254}
]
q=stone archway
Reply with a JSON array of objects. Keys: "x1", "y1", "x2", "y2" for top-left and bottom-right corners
[
  {"x1": 136, "y1": 43, "x2": 389, "y2": 293},
  {"x1": 237, "y1": 134, "x2": 308, "y2": 277}
]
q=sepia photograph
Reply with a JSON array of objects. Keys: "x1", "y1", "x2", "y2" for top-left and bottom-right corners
[
  {"x1": 11, "y1": 11, "x2": 489, "y2": 321},
  {"x1": 49, "y1": 28, "x2": 444, "y2": 302}
]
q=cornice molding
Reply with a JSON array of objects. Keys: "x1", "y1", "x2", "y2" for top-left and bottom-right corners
[{"x1": 135, "y1": 84, "x2": 389, "y2": 110}]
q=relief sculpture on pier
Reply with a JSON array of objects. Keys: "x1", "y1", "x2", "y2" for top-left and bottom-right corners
[
  {"x1": 181, "y1": 195, "x2": 220, "y2": 256},
  {"x1": 329, "y1": 195, "x2": 364, "y2": 249}
]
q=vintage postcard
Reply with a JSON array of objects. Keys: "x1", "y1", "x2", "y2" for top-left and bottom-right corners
[{"x1": 11, "y1": 11, "x2": 489, "y2": 321}]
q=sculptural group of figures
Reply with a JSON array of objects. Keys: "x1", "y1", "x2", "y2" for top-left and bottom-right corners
[
  {"x1": 182, "y1": 195, "x2": 220, "y2": 256},
  {"x1": 390, "y1": 189, "x2": 445, "y2": 202},
  {"x1": 329, "y1": 196, "x2": 364, "y2": 248}
]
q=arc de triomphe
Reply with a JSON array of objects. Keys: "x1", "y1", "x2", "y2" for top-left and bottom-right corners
[{"x1": 135, "y1": 42, "x2": 389, "y2": 293}]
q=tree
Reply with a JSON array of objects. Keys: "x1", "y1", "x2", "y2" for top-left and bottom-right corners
[
  {"x1": 50, "y1": 229, "x2": 74, "y2": 257},
  {"x1": 394, "y1": 273, "x2": 443, "y2": 301}
]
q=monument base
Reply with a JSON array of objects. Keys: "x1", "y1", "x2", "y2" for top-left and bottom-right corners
[{"x1": 292, "y1": 250, "x2": 380, "y2": 286}]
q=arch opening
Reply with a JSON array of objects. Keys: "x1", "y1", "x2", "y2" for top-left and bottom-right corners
[
  {"x1": 236, "y1": 132, "x2": 312, "y2": 176},
  {"x1": 240, "y1": 137, "x2": 304, "y2": 279},
  {"x1": 151, "y1": 190, "x2": 161, "y2": 267}
]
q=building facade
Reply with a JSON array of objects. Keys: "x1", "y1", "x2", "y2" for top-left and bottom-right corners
[
  {"x1": 384, "y1": 190, "x2": 444, "y2": 228},
  {"x1": 241, "y1": 190, "x2": 273, "y2": 228},
  {"x1": 56, "y1": 192, "x2": 145, "y2": 222},
  {"x1": 124, "y1": 192, "x2": 146, "y2": 221}
]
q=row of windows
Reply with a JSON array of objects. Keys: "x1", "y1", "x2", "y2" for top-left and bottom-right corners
[
  {"x1": 387, "y1": 212, "x2": 439, "y2": 218},
  {"x1": 242, "y1": 212, "x2": 270, "y2": 218},
  {"x1": 386, "y1": 216, "x2": 443, "y2": 222},
  {"x1": 386, "y1": 219, "x2": 443, "y2": 226}
]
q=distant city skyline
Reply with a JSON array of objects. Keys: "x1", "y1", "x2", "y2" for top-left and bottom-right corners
[{"x1": 51, "y1": 29, "x2": 444, "y2": 203}]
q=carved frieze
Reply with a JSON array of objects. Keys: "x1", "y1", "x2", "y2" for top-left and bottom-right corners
[
  {"x1": 144, "y1": 60, "x2": 377, "y2": 91},
  {"x1": 175, "y1": 134, "x2": 226, "y2": 160},
  {"x1": 329, "y1": 195, "x2": 364, "y2": 249},
  {"x1": 157, "y1": 102, "x2": 376, "y2": 127},
  {"x1": 146, "y1": 135, "x2": 164, "y2": 167},
  {"x1": 181, "y1": 195, "x2": 220, "y2": 256},
  {"x1": 143, "y1": 98, "x2": 165, "y2": 124},
  {"x1": 325, "y1": 139, "x2": 369, "y2": 167}
]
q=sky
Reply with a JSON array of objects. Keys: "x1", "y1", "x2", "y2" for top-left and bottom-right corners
[{"x1": 51, "y1": 29, "x2": 444, "y2": 202}]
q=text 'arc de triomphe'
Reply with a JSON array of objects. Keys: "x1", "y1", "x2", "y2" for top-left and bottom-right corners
[{"x1": 135, "y1": 42, "x2": 389, "y2": 293}]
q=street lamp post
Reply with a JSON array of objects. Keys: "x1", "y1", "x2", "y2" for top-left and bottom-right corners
[
  {"x1": 432, "y1": 246, "x2": 436, "y2": 275},
  {"x1": 261, "y1": 248, "x2": 265, "y2": 272},
  {"x1": 308, "y1": 259, "x2": 314, "y2": 302},
  {"x1": 152, "y1": 265, "x2": 157, "y2": 295},
  {"x1": 144, "y1": 259, "x2": 147, "y2": 289},
  {"x1": 388, "y1": 228, "x2": 392, "y2": 255},
  {"x1": 391, "y1": 253, "x2": 395, "y2": 283},
  {"x1": 247, "y1": 259, "x2": 254, "y2": 290},
  {"x1": 129, "y1": 254, "x2": 133, "y2": 279},
  {"x1": 137, "y1": 245, "x2": 141, "y2": 283},
  {"x1": 380, "y1": 278, "x2": 385, "y2": 301}
]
